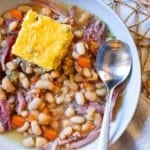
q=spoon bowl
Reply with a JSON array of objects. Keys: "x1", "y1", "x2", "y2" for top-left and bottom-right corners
[
  {"x1": 96, "y1": 40, "x2": 132, "y2": 150},
  {"x1": 96, "y1": 40, "x2": 132, "y2": 90}
]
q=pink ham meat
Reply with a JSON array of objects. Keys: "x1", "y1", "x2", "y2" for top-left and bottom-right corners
[
  {"x1": 67, "y1": 127, "x2": 100, "y2": 149},
  {"x1": 0, "y1": 101, "x2": 11, "y2": 130},
  {"x1": 30, "y1": 0, "x2": 76, "y2": 24},
  {"x1": 30, "y1": 0, "x2": 68, "y2": 17},
  {"x1": 1, "y1": 35, "x2": 16, "y2": 71},
  {"x1": 84, "y1": 19, "x2": 108, "y2": 46},
  {"x1": 16, "y1": 91, "x2": 26, "y2": 114},
  {"x1": 74, "y1": 102, "x2": 105, "y2": 115},
  {"x1": 39, "y1": 139, "x2": 58, "y2": 150}
]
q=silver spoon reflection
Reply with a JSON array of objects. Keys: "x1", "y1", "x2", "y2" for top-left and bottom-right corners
[{"x1": 96, "y1": 40, "x2": 132, "y2": 150}]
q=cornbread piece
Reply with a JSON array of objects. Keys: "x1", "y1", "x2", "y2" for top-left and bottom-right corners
[{"x1": 12, "y1": 10, "x2": 73, "y2": 70}]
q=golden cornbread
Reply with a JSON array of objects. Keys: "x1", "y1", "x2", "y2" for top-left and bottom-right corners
[{"x1": 12, "y1": 10, "x2": 73, "y2": 70}]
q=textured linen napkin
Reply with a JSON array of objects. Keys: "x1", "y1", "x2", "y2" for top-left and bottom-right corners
[
  {"x1": 110, "y1": 94, "x2": 150, "y2": 150},
  {"x1": 102, "y1": 0, "x2": 150, "y2": 150}
]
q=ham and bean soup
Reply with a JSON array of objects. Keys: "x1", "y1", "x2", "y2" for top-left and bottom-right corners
[{"x1": 0, "y1": 0, "x2": 120, "y2": 149}]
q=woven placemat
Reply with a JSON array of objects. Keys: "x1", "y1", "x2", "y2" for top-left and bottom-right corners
[{"x1": 104, "y1": 0, "x2": 150, "y2": 98}]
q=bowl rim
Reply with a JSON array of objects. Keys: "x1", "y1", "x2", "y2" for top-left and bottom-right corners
[
  {"x1": 96, "y1": 0, "x2": 141, "y2": 144},
  {"x1": 0, "y1": 0, "x2": 142, "y2": 149}
]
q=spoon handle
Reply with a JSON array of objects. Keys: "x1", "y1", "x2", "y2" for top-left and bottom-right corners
[{"x1": 97, "y1": 88, "x2": 114, "y2": 150}]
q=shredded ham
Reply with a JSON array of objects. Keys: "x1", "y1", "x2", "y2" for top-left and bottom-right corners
[
  {"x1": 30, "y1": 0, "x2": 76, "y2": 25},
  {"x1": 58, "y1": 134, "x2": 85, "y2": 146},
  {"x1": 74, "y1": 102, "x2": 105, "y2": 115},
  {"x1": 0, "y1": 101, "x2": 11, "y2": 130},
  {"x1": 1, "y1": 35, "x2": 16, "y2": 71},
  {"x1": 67, "y1": 5, "x2": 76, "y2": 25},
  {"x1": 67, "y1": 127, "x2": 100, "y2": 149},
  {"x1": 84, "y1": 19, "x2": 107, "y2": 46},
  {"x1": 111, "y1": 85, "x2": 125, "y2": 114},
  {"x1": 30, "y1": 0, "x2": 68, "y2": 17},
  {"x1": 16, "y1": 91, "x2": 26, "y2": 114},
  {"x1": 39, "y1": 139, "x2": 58, "y2": 150}
]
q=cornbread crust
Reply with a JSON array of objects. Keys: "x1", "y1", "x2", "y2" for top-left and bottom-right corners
[{"x1": 12, "y1": 10, "x2": 73, "y2": 70}]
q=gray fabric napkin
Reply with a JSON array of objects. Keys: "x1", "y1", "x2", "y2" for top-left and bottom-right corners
[{"x1": 110, "y1": 94, "x2": 150, "y2": 150}]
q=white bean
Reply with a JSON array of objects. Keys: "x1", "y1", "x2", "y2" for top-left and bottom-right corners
[
  {"x1": 72, "y1": 50, "x2": 80, "y2": 59},
  {"x1": 41, "y1": 7, "x2": 52, "y2": 16},
  {"x1": 26, "y1": 66, "x2": 33, "y2": 74},
  {"x1": 2, "y1": 77, "x2": 15, "y2": 93},
  {"x1": 84, "y1": 91, "x2": 97, "y2": 101},
  {"x1": 45, "y1": 92, "x2": 55, "y2": 103},
  {"x1": 74, "y1": 30, "x2": 83, "y2": 38},
  {"x1": 0, "y1": 87, "x2": 6, "y2": 101},
  {"x1": 62, "y1": 120, "x2": 72, "y2": 128},
  {"x1": 78, "y1": 12, "x2": 91, "y2": 25},
  {"x1": 41, "y1": 73, "x2": 50, "y2": 80},
  {"x1": 31, "y1": 120, "x2": 42, "y2": 136},
  {"x1": 8, "y1": 21, "x2": 18, "y2": 32},
  {"x1": 59, "y1": 127, "x2": 73, "y2": 139},
  {"x1": 35, "y1": 137, "x2": 48, "y2": 148},
  {"x1": 28, "y1": 98, "x2": 42, "y2": 110},
  {"x1": 75, "y1": 42, "x2": 86, "y2": 55},
  {"x1": 96, "y1": 88, "x2": 106, "y2": 97},
  {"x1": 51, "y1": 121, "x2": 60, "y2": 129},
  {"x1": 75, "y1": 92, "x2": 85, "y2": 106},
  {"x1": 65, "y1": 107, "x2": 75, "y2": 117},
  {"x1": 1, "y1": 40, "x2": 7, "y2": 48},
  {"x1": 94, "y1": 113, "x2": 102, "y2": 126},
  {"x1": 0, "y1": 122, "x2": 5, "y2": 133},
  {"x1": 50, "y1": 70, "x2": 60, "y2": 78},
  {"x1": 30, "y1": 110, "x2": 39, "y2": 119},
  {"x1": 21, "y1": 111, "x2": 28, "y2": 117},
  {"x1": 23, "y1": 137, "x2": 35, "y2": 148},
  {"x1": 74, "y1": 73, "x2": 83, "y2": 82},
  {"x1": 17, "y1": 5, "x2": 32, "y2": 12},
  {"x1": 38, "y1": 113, "x2": 51, "y2": 125},
  {"x1": 55, "y1": 94, "x2": 64, "y2": 104},
  {"x1": 70, "y1": 116, "x2": 85, "y2": 124},
  {"x1": 95, "y1": 83, "x2": 104, "y2": 89},
  {"x1": 91, "y1": 71, "x2": 98, "y2": 80},
  {"x1": 0, "y1": 33, "x2": 2, "y2": 42},
  {"x1": 17, "y1": 122, "x2": 29, "y2": 133},
  {"x1": 6, "y1": 62, "x2": 17, "y2": 70},
  {"x1": 0, "y1": 29, "x2": 6, "y2": 35},
  {"x1": 0, "y1": 17, "x2": 4, "y2": 26},
  {"x1": 82, "y1": 67, "x2": 91, "y2": 78},
  {"x1": 3, "y1": 11, "x2": 12, "y2": 20},
  {"x1": 82, "y1": 122, "x2": 93, "y2": 132},
  {"x1": 35, "y1": 80, "x2": 54, "y2": 90},
  {"x1": 86, "y1": 107, "x2": 95, "y2": 121},
  {"x1": 51, "y1": 106, "x2": 64, "y2": 116},
  {"x1": 61, "y1": 86, "x2": 69, "y2": 94},
  {"x1": 73, "y1": 124, "x2": 81, "y2": 131},
  {"x1": 64, "y1": 80, "x2": 78, "y2": 91},
  {"x1": 19, "y1": 72, "x2": 30, "y2": 89}
]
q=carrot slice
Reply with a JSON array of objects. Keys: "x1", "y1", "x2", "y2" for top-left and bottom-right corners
[
  {"x1": 77, "y1": 56, "x2": 91, "y2": 68},
  {"x1": 43, "y1": 128, "x2": 58, "y2": 140},
  {"x1": 12, "y1": 115, "x2": 25, "y2": 127},
  {"x1": 11, "y1": 9, "x2": 23, "y2": 19}
]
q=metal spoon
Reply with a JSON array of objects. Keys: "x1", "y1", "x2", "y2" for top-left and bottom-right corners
[{"x1": 96, "y1": 40, "x2": 132, "y2": 150}]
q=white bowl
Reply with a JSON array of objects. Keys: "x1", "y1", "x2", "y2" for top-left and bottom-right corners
[{"x1": 0, "y1": 0, "x2": 141, "y2": 149}]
